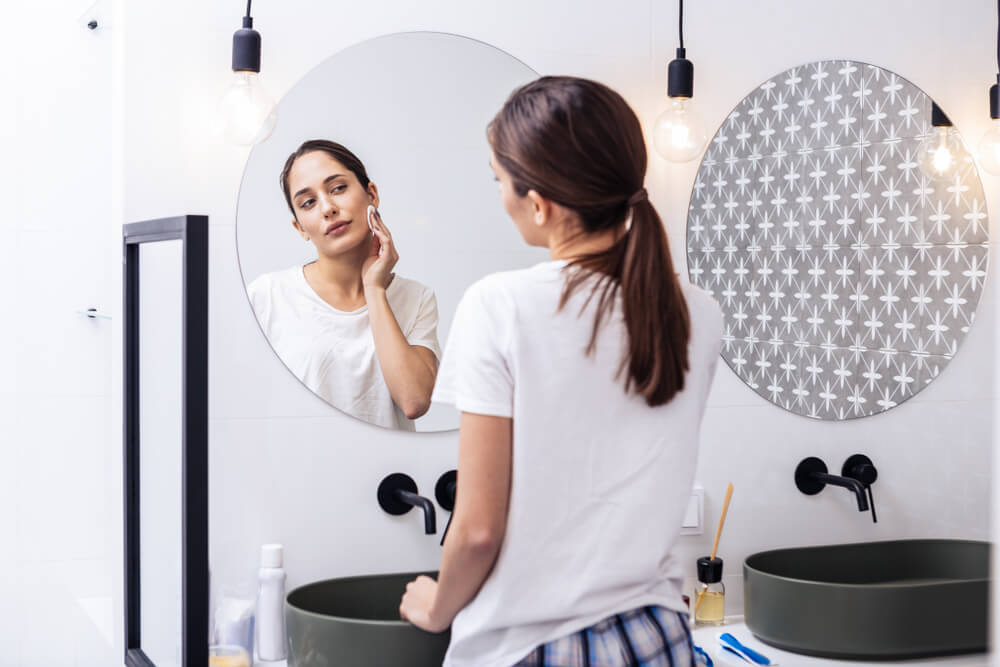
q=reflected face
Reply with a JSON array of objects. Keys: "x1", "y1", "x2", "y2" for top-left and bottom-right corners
[
  {"x1": 288, "y1": 151, "x2": 379, "y2": 256},
  {"x1": 490, "y1": 153, "x2": 546, "y2": 247}
]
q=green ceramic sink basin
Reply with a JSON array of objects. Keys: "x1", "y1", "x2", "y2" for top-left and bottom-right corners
[
  {"x1": 744, "y1": 539, "x2": 990, "y2": 660},
  {"x1": 286, "y1": 571, "x2": 450, "y2": 667}
]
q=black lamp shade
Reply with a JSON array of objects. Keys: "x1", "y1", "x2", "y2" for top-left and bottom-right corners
[
  {"x1": 991, "y1": 78, "x2": 1000, "y2": 120},
  {"x1": 667, "y1": 47, "x2": 694, "y2": 99},
  {"x1": 232, "y1": 16, "x2": 261, "y2": 73},
  {"x1": 931, "y1": 102, "x2": 953, "y2": 128}
]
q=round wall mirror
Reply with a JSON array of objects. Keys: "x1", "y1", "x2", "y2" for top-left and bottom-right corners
[
  {"x1": 687, "y1": 60, "x2": 989, "y2": 420},
  {"x1": 236, "y1": 32, "x2": 544, "y2": 432}
]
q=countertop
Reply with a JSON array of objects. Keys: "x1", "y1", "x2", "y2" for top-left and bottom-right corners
[
  {"x1": 691, "y1": 619, "x2": 990, "y2": 666},
  {"x1": 254, "y1": 622, "x2": 989, "y2": 666}
]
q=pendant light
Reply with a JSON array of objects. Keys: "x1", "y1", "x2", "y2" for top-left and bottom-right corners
[
  {"x1": 653, "y1": 0, "x2": 708, "y2": 162},
  {"x1": 917, "y1": 103, "x2": 965, "y2": 181},
  {"x1": 978, "y1": 0, "x2": 1000, "y2": 174},
  {"x1": 218, "y1": 0, "x2": 277, "y2": 146}
]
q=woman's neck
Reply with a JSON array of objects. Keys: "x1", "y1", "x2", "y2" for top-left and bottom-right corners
[
  {"x1": 305, "y1": 241, "x2": 370, "y2": 305},
  {"x1": 548, "y1": 224, "x2": 624, "y2": 261}
]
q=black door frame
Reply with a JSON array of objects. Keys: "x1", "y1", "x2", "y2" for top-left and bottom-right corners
[{"x1": 123, "y1": 215, "x2": 209, "y2": 667}]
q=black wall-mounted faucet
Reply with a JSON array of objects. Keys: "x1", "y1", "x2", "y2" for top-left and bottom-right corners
[
  {"x1": 795, "y1": 455, "x2": 878, "y2": 523},
  {"x1": 377, "y1": 473, "x2": 437, "y2": 534}
]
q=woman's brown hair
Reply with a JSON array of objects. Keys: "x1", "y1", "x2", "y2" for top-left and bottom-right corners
[
  {"x1": 487, "y1": 76, "x2": 691, "y2": 406},
  {"x1": 279, "y1": 139, "x2": 371, "y2": 217}
]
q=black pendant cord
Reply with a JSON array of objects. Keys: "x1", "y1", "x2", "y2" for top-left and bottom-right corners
[
  {"x1": 996, "y1": 0, "x2": 999, "y2": 75},
  {"x1": 246, "y1": 0, "x2": 252, "y2": 18},
  {"x1": 678, "y1": 0, "x2": 684, "y2": 50}
]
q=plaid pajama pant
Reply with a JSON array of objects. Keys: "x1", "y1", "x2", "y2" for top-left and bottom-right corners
[{"x1": 512, "y1": 605, "x2": 695, "y2": 666}]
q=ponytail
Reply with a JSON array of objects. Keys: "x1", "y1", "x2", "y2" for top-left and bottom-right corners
[
  {"x1": 490, "y1": 76, "x2": 691, "y2": 406},
  {"x1": 559, "y1": 195, "x2": 690, "y2": 407},
  {"x1": 619, "y1": 198, "x2": 690, "y2": 405}
]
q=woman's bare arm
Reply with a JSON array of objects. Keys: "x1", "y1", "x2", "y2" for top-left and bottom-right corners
[
  {"x1": 366, "y1": 287, "x2": 438, "y2": 419},
  {"x1": 400, "y1": 412, "x2": 512, "y2": 631}
]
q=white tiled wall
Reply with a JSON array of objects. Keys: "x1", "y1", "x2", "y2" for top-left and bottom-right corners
[
  {"x1": 118, "y1": 0, "x2": 998, "y2": 661},
  {"x1": 2, "y1": 1, "x2": 117, "y2": 665}
]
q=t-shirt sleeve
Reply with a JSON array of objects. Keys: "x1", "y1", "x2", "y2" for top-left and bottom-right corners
[
  {"x1": 431, "y1": 279, "x2": 514, "y2": 418},
  {"x1": 406, "y1": 287, "x2": 442, "y2": 361},
  {"x1": 246, "y1": 274, "x2": 272, "y2": 329}
]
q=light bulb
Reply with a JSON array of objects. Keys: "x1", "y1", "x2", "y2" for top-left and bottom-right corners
[
  {"x1": 977, "y1": 118, "x2": 1000, "y2": 175},
  {"x1": 653, "y1": 98, "x2": 708, "y2": 163},
  {"x1": 917, "y1": 126, "x2": 964, "y2": 181},
  {"x1": 218, "y1": 71, "x2": 277, "y2": 146}
]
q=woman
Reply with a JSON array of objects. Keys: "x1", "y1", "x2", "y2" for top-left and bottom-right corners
[
  {"x1": 399, "y1": 77, "x2": 723, "y2": 665},
  {"x1": 247, "y1": 140, "x2": 440, "y2": 431}
]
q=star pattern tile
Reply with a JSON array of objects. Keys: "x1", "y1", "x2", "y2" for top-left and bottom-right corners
[{"x1": 687, "y1": 61, "x2": 990, "y2": 420}]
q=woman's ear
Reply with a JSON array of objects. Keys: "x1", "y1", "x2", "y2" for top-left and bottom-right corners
[
  {"x1": 292, "y1": 217, "x2": 310, "y2": 242},
  {"x1": 526, "y1": 189, "x2": 551, "y2": 227},
  {"x1": 368, "y1": 182, "x2": 380, "y2": 209}
]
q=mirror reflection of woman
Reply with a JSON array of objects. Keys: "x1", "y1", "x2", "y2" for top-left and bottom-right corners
[{"x1": 247, "y1": 140, "x2": 440, "y2": 430}]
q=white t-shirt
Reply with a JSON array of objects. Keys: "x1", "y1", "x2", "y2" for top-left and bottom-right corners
[
  {"x1": 247, "y1": 265, "x2": 441, "y2": 430},
  {"x1": 432, "y1": 260, "x2": 723, "y2": 667}
]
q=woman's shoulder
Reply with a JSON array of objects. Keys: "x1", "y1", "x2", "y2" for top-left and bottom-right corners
[
  {"x1": 387, "y1": 274, "x2": 436, "y2": 303},
  {"x1": 248, "y1": 265, "x2": 302, "y2": 289},
  {"x1": 388, "y1": 273, "x2": 429, "y2": 293},
  {"x1": 679, "y1": 280, "x2": 725, "y2": 337},
  {"x1": 679, "y1": 280, "x2": 721, "y2": 312},
  {"x1": 246, "y1": 265, "x2": 305, "y2": 301},
  {"x1": 466, "y1": 261, "x2": 564, "y2": 298}
]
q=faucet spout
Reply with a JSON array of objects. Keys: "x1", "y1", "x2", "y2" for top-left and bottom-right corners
[
  {"x1": 395, "y1": 489, "x2": 437, "y2": 534},
  {"x1": 811, "y1": 472, "x2": 869, "y2": 512}
]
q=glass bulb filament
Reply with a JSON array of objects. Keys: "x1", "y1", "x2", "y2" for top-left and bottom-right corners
[
  {"x1": 218, "y1": 71, "x2": 278, "y2": 146},
  {"x1": 653, "y1": 97, "x2": 708, "y2": 162},
  {"x1": 931, "y1": 129, "x2": 955, "y2": 174}
]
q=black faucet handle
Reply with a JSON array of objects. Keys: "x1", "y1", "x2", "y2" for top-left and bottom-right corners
[
  {"x1": 435, "y1": 470, "x2": 457, "y2": 511},
  {"x1": 842, "y1": 454, "x2": 877, "y2": 486},
  {"x1": 436, "y1": 470, "x2": 458, "y2": 546},
  {"x1": 866, "y1": 485, "x2": 878, "y2": 523},
  {"x1": 842, "y1": 454, "x2": 877, "y2": 524},
  {"x1": 440, "y1": 511, "x2": 453, "y2": 547}
]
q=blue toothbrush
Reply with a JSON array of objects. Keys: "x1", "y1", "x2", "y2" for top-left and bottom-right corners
[
  {"x1": 720, "y1": 645, "x2": 752, "y2": 663},
  {"x1": 719, "y1": 633, "x2": 773, "y2": 665}
]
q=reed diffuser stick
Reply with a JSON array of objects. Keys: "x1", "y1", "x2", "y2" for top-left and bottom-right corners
[{"x1": 711, "y1": 482, "x2": 734, "y2": 560}]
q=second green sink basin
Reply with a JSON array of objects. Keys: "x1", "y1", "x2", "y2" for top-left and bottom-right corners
[
  {"x1": 286, "y1": 571, "x2": 450, "y2": 667},
  {"x1": 744, "y1": 539, "x2": 990, "y2": 660}
]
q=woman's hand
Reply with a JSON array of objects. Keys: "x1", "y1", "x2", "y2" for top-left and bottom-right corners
[
  {"x1": 362, "y1": 208, "x2": 399, "y2": 292},
  {"x1": 399, "y1": 575, "x2": 449, "y2": 633}
]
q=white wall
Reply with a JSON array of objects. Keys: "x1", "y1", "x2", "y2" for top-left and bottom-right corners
[
  {"x1": 1, "y1": 1, "x2": 118, "y2": 666},
  {"x1": 122, "y1": 0, "x2": 997, "y2": 635}
]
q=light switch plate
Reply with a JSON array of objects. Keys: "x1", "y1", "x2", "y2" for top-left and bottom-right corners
[{"x1": 680, "y1": 485, "x2": 704, "y2": 535}]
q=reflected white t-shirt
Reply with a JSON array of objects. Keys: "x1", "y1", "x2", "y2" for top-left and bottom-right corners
[
  {"x1": 247, "y1": 265, "x2": 441, "y2": 430},
  {"x1": 431, "y1": 260, "x2": 723, "y2": 667}
]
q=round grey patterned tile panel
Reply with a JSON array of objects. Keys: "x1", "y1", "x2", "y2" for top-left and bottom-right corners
[{"x1": 687, "y1": 60, "x2": 989, "y2": 420}]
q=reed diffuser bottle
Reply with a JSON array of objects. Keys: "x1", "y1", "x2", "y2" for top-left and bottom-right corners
[
  {"x1": 695, "y1": 482, "x2": 733, "y2": 626},
  {"x1": 695, "y1": 556, "x2": 725, "y2": 625}
]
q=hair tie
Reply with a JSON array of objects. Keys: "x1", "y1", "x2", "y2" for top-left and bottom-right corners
[{"x1": 627, "y1": 187, "x2": 648, "y2": 207}]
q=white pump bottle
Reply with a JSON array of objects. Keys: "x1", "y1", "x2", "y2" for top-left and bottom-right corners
[{"x1": 255, "y1": 544, "x2": 287, "y2": 661}]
